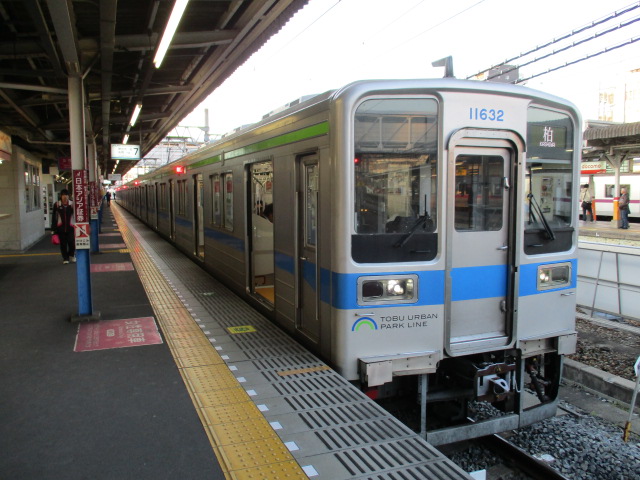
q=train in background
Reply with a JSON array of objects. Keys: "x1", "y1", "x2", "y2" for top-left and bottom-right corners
[
  {"x1": 580, "y1": 172, "x2": 639, "y2": 219},
  {"x1": 118, "y1": 78, "x2": 581, "y2": 445}
]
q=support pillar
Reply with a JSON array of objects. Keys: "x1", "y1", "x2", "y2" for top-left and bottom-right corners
[{"x1": 68, "y1": 75, "x2": 98, "y2": 322}]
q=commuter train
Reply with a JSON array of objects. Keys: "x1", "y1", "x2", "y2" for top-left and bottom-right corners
[
  {"x1": 118, "y1": 78, "x2": 581, "y2": 444},
  {"x1": 579, "y1": 173, "x2": 639, "y2": 220}
]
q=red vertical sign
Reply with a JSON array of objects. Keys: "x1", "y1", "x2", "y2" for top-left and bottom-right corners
[{"x1": 73, "y1": 169, "x2": 90, "y2": 249}]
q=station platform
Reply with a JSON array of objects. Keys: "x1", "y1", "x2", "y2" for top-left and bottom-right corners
[
  {"x1": 0, "y1": 204, "x2": 472, "y2": 480},
  {"x1": 578, "y1": 218, "x2": 640, "y2": 241}
]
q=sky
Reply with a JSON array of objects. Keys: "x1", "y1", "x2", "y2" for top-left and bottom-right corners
[{"x1": 180, "y1": 0, "x2": 640, "y2": 136}]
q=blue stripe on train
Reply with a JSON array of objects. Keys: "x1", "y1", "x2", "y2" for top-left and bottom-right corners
[{"x1": 198, "y1": 227, "x2": 576, "y2": 307}]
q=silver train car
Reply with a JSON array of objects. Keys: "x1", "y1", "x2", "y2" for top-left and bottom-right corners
[{"x1": 119, "y1": 79, "x2": 581, "y2": 444}]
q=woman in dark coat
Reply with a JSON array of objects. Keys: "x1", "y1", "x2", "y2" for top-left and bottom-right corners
[{"x1": 51, "y1": 189, "x2": 75, "y2": 264}]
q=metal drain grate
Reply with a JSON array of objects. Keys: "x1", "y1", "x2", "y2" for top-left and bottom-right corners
[
  {"x1": 250, "y1": 354, "x2": 323, "y2": 371},
  {"x1": 361, "y1": 460, "x2": 472, "y2": 480},
  {"x1": 284, "y1": 388, "x2": 367, "y2": 411},
  {"x1": 314, "y1": 418, "x2": 413, "y2": 450},
  {"x1": 298, "y1": 403, "x2": 386, "y2": 429},
  {"x1": 334, "y1": 438, "x2": 444, "y2": 477},
  {"x1": 272, "y1": 375, "x2": 353, "y2": 395}
]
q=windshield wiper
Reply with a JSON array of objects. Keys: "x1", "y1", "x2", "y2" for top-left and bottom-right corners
[
  {"x1": 393, "y1": 212, "x2": 430, "y2": 248},
  {"x1": 527, "y1": 193, "x2": 555, "y2": 240}
]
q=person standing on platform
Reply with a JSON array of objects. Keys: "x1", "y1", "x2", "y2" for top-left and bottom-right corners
[
  {"x1": 619, "y1": 187, "x2": 630, "y2": 229},
  {"x1": 580, "y1": 184, "x2": 593, "y2": 221},
  {"x1": 51, "y1": 189, "x2": 76, "y2": 264},
  {"x1": 106, "y1": 190, "x2": 111, "y2": 206}
]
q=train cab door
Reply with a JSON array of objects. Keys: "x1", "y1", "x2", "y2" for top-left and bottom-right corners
[
  {"x1": 248, "y1": 161, "x2": 274, "y2": 305},
  {"x1": 446, "y1": 138, "x2": 516, "y2": 356},
  {"x1": 296, "y1": 155, "x2": 320, "y2": 343},
  {"x1": 194, "y1": 173, "x2": 205, "y2": 260}
]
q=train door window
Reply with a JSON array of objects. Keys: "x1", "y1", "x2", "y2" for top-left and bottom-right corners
[
  {"x1": 223, "y1": 173, "x2": 233, "y2": 231},
  {"x1": 211, "y1": 174, "x2": 221, "y2": 225},
  {"x1": 305, "y1": 164, "x2": 318, "y2": 246},
  {"x1": 194, "y1": 173, "x2": 205, "y2": 260},
  {"x1": 525, "y1": 107, "x2": 576, "y2": 254},
  {"x1": 249, "y1": 161, "x2": 274, "y2": 304},
  {"x1": 177, "y1": 180, "x2": 187, "y2": 215},
  {"x1": 159, "y1": 183, "x2": 167, "y2": 210},
  {"x1": 454, "y1": 155, "x2": 504, "y2": 231},
  {"x1": 352, "y1": 97, "x2": 438, "y2": 263}
]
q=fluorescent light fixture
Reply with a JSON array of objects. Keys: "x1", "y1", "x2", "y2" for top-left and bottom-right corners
[
  {"x1": 129, "y1": 104, "x2": 142, "y2": 127},
  {"x1": 123, "y1": 134, "x2": 130, "y2": 144},
  {"x1": 154, "y1": 0, "x2": 190, "y2": 68}
]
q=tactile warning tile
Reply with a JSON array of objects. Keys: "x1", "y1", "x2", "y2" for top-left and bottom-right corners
[
  {"x1": 201, "y1": 401, "x2": 263, "y2": 426},
  {"x1": 182, "y1": 364, "x2": 239, "y2": 391},
  {"x1": 174, "y1": 351, "x2": 225, "y2": 369},
  {"x1": 219, "y1": 438, "x2": 294, "y2": 471},
  {"x1": 209, "y1": 417, "x2": 279, "y2": 446},
  {"x1": 195, "y1": 387, "x2": 251, "y2": 408},
  {"x1": 166, "y1": 335, "x2": 214, "y2": 350},
  {"x1": 230, "y1": 461, "x2": 308, "y2": 480}
]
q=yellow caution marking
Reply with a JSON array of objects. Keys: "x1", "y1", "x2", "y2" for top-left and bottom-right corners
[
  {"x1": 220, "y1": 438, "x2": 294, "y2": 471},
  {"x1": 196, "y1": 387, "x2": 251, "y2": 408},
  {"x1": 111, "y1": 204, "x2": 306, "y2": 480},
  {"x1": 278, "y1": 365, "x2": 332, "y2": 376},
  {"x1": 227, "y1": 325, "x2": 257, "y2": 334},
  {"x1": 230, "y1": 461, "x2": 308, "y2": 480}
]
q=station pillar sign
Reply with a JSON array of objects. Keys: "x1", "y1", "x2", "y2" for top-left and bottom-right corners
[{"x1": 73, "y1": 169, "x2": 90, "y2": 249}]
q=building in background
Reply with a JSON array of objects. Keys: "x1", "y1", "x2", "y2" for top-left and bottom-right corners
[{"x1": 598, "y1": 69, "x2": 640, "y2": 122}]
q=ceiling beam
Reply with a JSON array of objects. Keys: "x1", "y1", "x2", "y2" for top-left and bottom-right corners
[
  {"x1": 23, "y1": 0, "x2": 65, "y2": 77},
  {"x1": 45, "y1": 0, "x2": 81, "y2": 75}
]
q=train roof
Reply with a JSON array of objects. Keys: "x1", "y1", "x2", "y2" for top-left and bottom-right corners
[{"x1": 124, "y1": 78, "x2": 581, "y2": 186}]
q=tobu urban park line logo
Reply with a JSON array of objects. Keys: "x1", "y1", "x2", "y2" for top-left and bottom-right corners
[{"x1": 352, "y1": 317, "x2": 378, "y2": 331}]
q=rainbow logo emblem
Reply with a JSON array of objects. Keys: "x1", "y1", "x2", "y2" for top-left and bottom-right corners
[{"x1": 351, "y1": 317, "x2": 378, "y2": 332}]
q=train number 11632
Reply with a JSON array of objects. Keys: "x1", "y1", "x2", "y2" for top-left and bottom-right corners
[{"x1": 469, "y1": 108, "x2": 504, "y2": 122}]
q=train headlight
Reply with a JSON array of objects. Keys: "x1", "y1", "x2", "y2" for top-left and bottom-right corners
[
  {"x1": 537, "y1": 263, "x2": 571, "y2": 290},
  {"x1": 358, "y1": 275, "x2": 418, "y2": 305}
]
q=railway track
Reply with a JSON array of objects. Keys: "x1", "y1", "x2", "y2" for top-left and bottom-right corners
[{"x1": 481, "y1": 433, "x2": 571, "y2": 480}]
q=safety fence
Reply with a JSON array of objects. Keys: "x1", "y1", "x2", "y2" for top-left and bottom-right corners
[{"x1": 577, "y1": 241, "x2": 640, "y2": 321}]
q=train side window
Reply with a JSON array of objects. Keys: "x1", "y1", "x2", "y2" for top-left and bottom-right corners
[
  {"x1": 223, "y1": 173, "x2": 233, "y2": 231},
  {"x1": 605, "y1": 184, "x2": 630, "y2": 198},
  {"x1": 211, "y1": 174, "x2": 221, "y2": 225}
]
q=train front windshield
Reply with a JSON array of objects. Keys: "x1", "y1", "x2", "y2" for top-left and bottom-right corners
[
  {"x1": 524, "y1": 107, "x2": 576, "y2": 253},
  {"x1": 353, "y1": 98, "x2": 438, "y2": 263}
]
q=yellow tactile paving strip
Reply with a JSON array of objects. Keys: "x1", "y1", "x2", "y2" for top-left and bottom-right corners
[{"x1": 111, "y1": 205, "x2": 307, "y2": 480}]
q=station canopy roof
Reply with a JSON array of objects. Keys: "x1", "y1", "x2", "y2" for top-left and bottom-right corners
[
  {"x1": 0, "y1": 0, "x2": 307, "y2": 178},
  {"x1": 583, "y1": 121, "x2": 640, "y2": 161}
]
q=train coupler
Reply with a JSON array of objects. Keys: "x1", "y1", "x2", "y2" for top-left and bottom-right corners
[{"x1": 473, "y1": 362, "x2": 517, "y2": 402}]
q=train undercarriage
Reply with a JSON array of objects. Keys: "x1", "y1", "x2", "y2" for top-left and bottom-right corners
[{"x1": 362, "y1": 349, "x2": 564, "y2": 445}]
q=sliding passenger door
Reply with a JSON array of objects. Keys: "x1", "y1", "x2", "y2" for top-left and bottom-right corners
[
  {"x1": 296, "y1": 155, "x2": 320, "y2": 342},
  {"x1": 446, "y1": 139, "x2": 515, "y2": 355}
]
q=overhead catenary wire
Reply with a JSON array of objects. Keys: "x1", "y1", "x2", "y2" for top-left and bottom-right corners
[
  {"x1": 517, "y1": 35, "x2": 640, "y2": 83},
  {"x1": 482, "y1": 14, "x2": 640, "y2": 83},
  {"x1": 467, "y1": 1, "x2": 640, "y2": 80}
]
